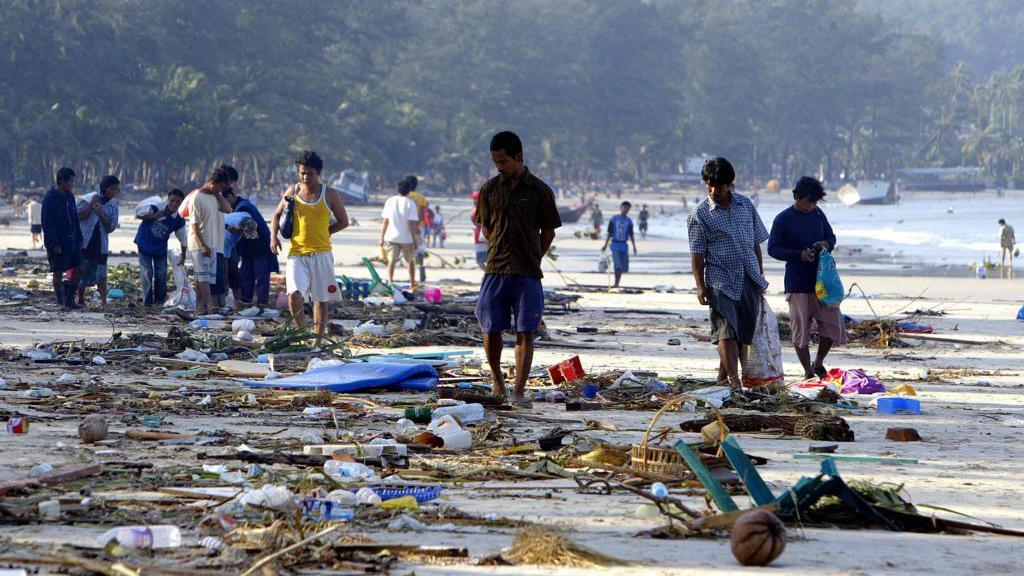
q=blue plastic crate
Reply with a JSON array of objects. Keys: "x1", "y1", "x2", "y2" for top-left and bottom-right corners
[
  {"x1": 876, "y1": 397, "x2": 921, "y2": 414},
  {"x1": 369, "y1": 485, "x2": 443, "y2": 503}
]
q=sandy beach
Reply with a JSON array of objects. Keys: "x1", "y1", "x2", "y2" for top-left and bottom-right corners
[{"x1": 0, "y1": 187, "x2": 1022, "y2": 575}]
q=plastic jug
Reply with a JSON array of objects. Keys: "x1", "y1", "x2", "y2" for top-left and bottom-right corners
[{"x1": 427, "y1": 415, "x2": 472, "y2": 450}]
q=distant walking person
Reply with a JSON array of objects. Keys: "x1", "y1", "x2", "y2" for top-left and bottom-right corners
[
  {"x1": 27, "y1": 197, "x2": 42, "y2": 248},
  {"x1": 187, "y1": 167, "x2": 233, "y2": 315},
  {"x1": 431, "y1": 205, "x2": 446, "y2": 247},
  {"x1": 379, "y1": 177, "x2": 420, "y2": 288},
  {"x1": 270, "y1": 151, "x2": 350, "y2": 342},
  {"x1": 638, "y1": 204, "x2": 649, "y2": 240},
  {"x1": 405, "y1": 175, "x2": 429, "y2": 282},
  {"x1": 474, "y1": 131, "x2": 561, "y2": 407},
  {"x1": 590, "y1": 204, "x2": 603, "y2": 232},
  {"x1": 688, "y1": 157, "x2": 768, "y2": 392},
  {"x1": 999, "y1": 218, "x2": 1015, "y2": 279},
  {"x1": 768, "y1": 177, "x2": 847, "y2": 379},
  {"x1": 76, "y1": 175, "x2": 120, "y2": 308},
  {"x1": 42, "y1": 167, "x2": 84, "y2": 309},
  {"x1": 601, "y1": 201, "x2": 638, "y2": 288}
]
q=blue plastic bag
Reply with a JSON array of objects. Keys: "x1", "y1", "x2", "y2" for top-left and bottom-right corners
[
  {"x1": 815, "y1": 250, "x2": 844, "y2": 307},
  {"x1": 1017, "y1": 305, "x2": 1024, "y2": 321}
]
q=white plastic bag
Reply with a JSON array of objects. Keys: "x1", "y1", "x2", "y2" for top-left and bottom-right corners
[
  {"x1": 164, "y1": 263, "x2": 195, "y2": 310},
  {"x1": 135, "y1": 195, "x2": 166, "y2": 218},
  {"x1": 740, "y1": 298, "x2": 784, "y2": 389}
]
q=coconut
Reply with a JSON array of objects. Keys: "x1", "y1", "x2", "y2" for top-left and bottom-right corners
[
  {"x1": 730, "y1": 510, "x2": 786, "y2": 566},
  {"x1": 77, "y1": 415, "x2": 109, "y2": 444}
]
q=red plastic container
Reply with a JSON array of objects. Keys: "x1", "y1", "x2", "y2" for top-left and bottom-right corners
[
  {"x1": 547, "y1": 355, "x2": 585, "y2": 384},
  {"x1": 7, "y1": 417, "x2": 29, "y2": 434}
]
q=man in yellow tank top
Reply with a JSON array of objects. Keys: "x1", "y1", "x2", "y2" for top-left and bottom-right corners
[{"x1": 270, "y1": 151, "x2": 350, "y2": 341}]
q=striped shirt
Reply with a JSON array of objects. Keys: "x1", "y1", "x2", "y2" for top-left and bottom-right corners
[{"x1": 687, "y1": 192, "x2": 768, "y2": 300}]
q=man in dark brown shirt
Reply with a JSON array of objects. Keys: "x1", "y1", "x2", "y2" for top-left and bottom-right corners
[{"x1": 474, "y1": 131, "x2": 561, "y2": 407}]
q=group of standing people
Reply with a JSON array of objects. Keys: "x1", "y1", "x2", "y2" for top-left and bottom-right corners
[{"x1": 40, "y1": 168, "x2": 120, "y2": 309}]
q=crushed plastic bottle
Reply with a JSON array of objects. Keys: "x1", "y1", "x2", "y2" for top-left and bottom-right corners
[
  {"x1": 429, "y1": 403, "x2": 485, "y2": 424},
  {"x1": 98, "y1": 525, "x2": 181, "y2": 549},
  {"x1": 323, "y1": 461, "x2": 378, "y2": 482},
  {"x1": 237, "y1": 484, "x2": 295, "y2": 510}
]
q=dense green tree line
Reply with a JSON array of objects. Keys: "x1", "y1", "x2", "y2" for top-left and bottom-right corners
[{"x1": 1, "y1": 0, "x2": 1022, "y2": 194}]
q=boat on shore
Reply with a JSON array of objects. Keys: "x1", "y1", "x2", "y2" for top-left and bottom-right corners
[
  {"x1": 836, "y1": 180, "x2": 899, "y2": 206},
  {"x1": 558, "y1": 199, "x2": 593, "y2": 223}
]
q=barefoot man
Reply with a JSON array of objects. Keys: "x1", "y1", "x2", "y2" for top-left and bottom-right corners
[
  {"x1": 474, "y1": 131, "x2": 561, "y2": 407},
  {"x1": 688, "y1": 157, "x2": 769, "y2": 392},
  {"x1": 270, "y1": 150, "x2": 349, "y2": 342}
]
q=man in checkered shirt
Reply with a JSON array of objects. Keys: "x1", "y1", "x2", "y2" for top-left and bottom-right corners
[{"x1": 687, "y1": 157, "x2": 769, "y2": 391}]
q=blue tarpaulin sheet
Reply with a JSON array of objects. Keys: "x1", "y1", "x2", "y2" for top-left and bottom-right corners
[{"x1": 245, "y1": 362, "x2": 438, "y2": 392}]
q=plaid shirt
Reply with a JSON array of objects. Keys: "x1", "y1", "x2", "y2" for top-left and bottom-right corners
[{"x1": 687, "y1": 192, "x2": 769, "y2": 300}]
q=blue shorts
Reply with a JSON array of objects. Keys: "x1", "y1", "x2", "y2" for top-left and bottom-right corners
[
  {"x1": 475, "y1": 274, "x2": 544, "y2": 333},
  {"x1": 611, "y1": 244, "x2": 629, "y2": 272}
]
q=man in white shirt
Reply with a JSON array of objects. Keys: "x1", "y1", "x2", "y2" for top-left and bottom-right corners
[
  {"x1": 27, "y1": 197, "x2": 42, "y2": 248},
  {"x1": 379, "y1": 178, "x2": 420, "y2": 287}
]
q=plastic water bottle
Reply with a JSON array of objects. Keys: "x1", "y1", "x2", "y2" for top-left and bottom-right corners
[
  {"x1": 355, "y1": 487, "x2": 382, "y2": 505},
  {"x1": 323, "y1": 461, "x2": 377, "y2": 482},
  {"x1": 98, "y1": 526, "x2": 181, "y2": 549},
  {"x1": 430, "y1": 403, "x2": 485, "y2": 424},
  {"x1": 650, "y1": 482, "x2": 669, "y2": 499},
  {"x1": 302, "y1": 498, "x2": 355, "y2": 521}
]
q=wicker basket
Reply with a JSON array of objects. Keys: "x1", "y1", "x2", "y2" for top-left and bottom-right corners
[{"x1": 630, "y1": 394, "x2": 726, "y2": 477}]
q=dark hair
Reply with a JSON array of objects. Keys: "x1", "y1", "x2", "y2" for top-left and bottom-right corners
[
  {"x1": 792, "y1": 176, "x2": 826, "y2": 202},
  {"x1": 223, "y1": 187, "x2": 237, "y2": 198},
  {"x1": 208, "y1": 165, "x2": 233, "y2": 185},
  {"x1": 221, "y1": 164, "x2": 239, "y2": 182},
  {"x1": 398, "y1": 178, "x2": 412, "y2": 195},
  {"x1": 56, "y1": 167, "x2": 76, "y2": 184},
  {"x1": 167, "y1": 188, "x2": 185, "y2": 199},
  {"x1": 99, "y1": 175, "x2": 120, "y2": 193},
  {"x1": 702, "y1": 157, "x2": 735, "y2": 187},
  {"x1": 490, "y1": 131, "x2": 523, "y2": 158},
  {"x1": 621, "y1": 201, "x2": 631, "y2": 209},
  {"x1": 405, "y1": 174, "x2": 418, "y2": 191},
  {"x1": 295, "y1": 150, "x2": 323, "y2": 174},
  {"x1": 999, "y1": 218, "x2": 1006, "y2": 225}
]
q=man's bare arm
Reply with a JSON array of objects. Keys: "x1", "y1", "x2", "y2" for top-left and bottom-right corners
[
  {"x1": 326, "y1": 188, "x2": 349, "y2": 234},
  {"x1": 540, "y1": 228, "x2": 555, "y2": 256}
]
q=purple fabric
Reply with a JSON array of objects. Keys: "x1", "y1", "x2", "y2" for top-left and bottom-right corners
[{"x1": 839, "y1": 369, "x2": 885, "y2": 394}]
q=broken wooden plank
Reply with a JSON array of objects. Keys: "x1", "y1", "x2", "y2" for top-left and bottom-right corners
[
  {"x1": 0, "y1": 464, "x2": 104, "y2": 496},
  {"x1": 126, "y1": 430, "x2": 195, "y2": 441},
  {"x1": 793, "y1": 453, "x2": 919, "y2": 465},
  {"x1": 331, "y1": 543, "x2": 469, "y2": 558}
]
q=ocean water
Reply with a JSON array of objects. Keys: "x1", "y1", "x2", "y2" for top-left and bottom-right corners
[{"x1": 642, "y1": 191, "x2": 1024, "y2": 272}]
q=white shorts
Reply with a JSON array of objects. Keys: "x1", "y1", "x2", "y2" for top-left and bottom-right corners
[
  {"x1": 286, "y1": 251, "x2": 341, "y2": 303},
  {"x1": 190, "y1": 251, "x2": 216, "y2": 284}
]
